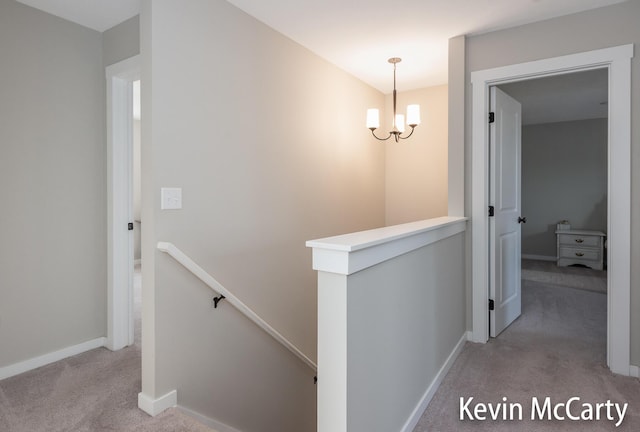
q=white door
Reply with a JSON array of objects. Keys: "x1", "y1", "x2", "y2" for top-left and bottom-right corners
[
  {"x1": 106, "y1": 56, "x2": 140, "y2": 351},
  {"x1": 489, "y1": 86, "x2": 522, "y2": 337}
]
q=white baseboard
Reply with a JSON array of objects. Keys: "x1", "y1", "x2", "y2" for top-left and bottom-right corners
[
  {"x1": 138, "y1": 390, "x2": 177, "y2": 417},
  {"x1": 629, "y1": 365, "x2": 639, "y2": 378},
  {"x1": 522, "y1": 254, "x2": 556, "y2": 262},
  {"x1": 0, "y1": 337, "x2": 106, "y2": 381},
  {"x1": 178, "y1": 406, "x2": 243, "y2": 432},
  {"x1": 400, "y1": 332, "x2": 468, "y2": 432}
]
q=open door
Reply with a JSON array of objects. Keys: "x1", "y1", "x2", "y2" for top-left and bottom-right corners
[{"x1": 489, "y1": 86, "x2": 523, "y2": 337}]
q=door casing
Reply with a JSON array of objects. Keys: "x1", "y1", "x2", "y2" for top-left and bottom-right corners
[{"x1": 470, "y1": 44, "x2": 633, "y2": 375}]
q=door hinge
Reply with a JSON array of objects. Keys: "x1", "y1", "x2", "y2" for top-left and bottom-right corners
[
  {"x1": 489, "y1": 299, "x2": 495, "y2": 311},
  {"x1": 128, "y1": 222, "x2": 134, "y2": 231},
  {"x1": 488, "y1": 206, "x2": 495, "y2": 217},
  {"x1": 489, "y1": 112, "x2": 495, "y2": 123}
]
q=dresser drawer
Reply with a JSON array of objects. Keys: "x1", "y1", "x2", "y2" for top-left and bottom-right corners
[
  {"x1": 558, "y1": 246, "x2": 600, "y2": 261},
  {"x1": 556, "y1": 229, "x2": 605, "y2": 270},
  {"x1": 558, "y1": 234, "x2": 601, "y2": 248}
]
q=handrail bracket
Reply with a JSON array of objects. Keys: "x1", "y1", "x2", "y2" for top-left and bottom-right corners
[{"x1": 213, "y1": 294, "x2": 226, "y2": 308}]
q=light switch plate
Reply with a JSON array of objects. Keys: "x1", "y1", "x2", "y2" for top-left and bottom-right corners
[{"x1": 161, "y1": 187, "x2": 182, "y2": 210}]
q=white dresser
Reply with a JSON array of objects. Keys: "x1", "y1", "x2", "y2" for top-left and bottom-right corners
[{"x1": 555, "y1": 229, "x2": 606, "y2": 270}]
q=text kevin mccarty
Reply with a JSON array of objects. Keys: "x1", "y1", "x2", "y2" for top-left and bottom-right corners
[{"x1": 460, "y1": 396, "x2": 629, "y2": 427}]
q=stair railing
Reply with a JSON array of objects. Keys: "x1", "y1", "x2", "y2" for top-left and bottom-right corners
[{"x1": 157, "y1": 242, "x2": 317, "y2": 372}]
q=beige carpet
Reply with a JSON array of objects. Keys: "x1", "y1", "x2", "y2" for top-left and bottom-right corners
[
  {"x1": 522, "y1": 258, "x2": 606, "y2": 293},
  {"x1": 0, "y1": 265, "x2": 218, "y2": 432},
  {"x1": 413, "y1": 279, "x2": 640, "y2": 431},
  {"x1": 0, "y1": 345, "x2": 219, "y2": 432}
]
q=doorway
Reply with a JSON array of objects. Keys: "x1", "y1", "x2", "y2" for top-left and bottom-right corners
[
  {"x1": 489, "y1": 69, "x2": 609, "y2": 338},
  {"x1": 106, "y1": 55, "x2": 141, "y2": 351},
  {"x1": 470, "y1": 44, "x2": 632, "y2": 375}
]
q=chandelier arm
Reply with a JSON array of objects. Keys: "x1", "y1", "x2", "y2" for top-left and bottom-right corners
[
  {"x1": 370, "y1": 129, "x2": 392, "y2": 141},
  {"x1": 398, "y1": 126, "x2": 416, "y2": 140}
]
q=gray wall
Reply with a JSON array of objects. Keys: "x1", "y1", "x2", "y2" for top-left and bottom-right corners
[
  {"x1": 463, "y1": 0, "x2": 640, "y2": 364},
  {"x1": 103, "y1": 15, "x2": 140, "y2": 67},
  {"x1": 141, "y1": 0, "x2": 385, "y2": 429},
  {"x1": 521, "y1": 119, "x2": 607, "y2": 257},
  {"x1": 0, "y1": 0, "x2": 106, "y2": 367},
  {"x1": 346, "y1": 233, "x2": 466, "y2": 431}
]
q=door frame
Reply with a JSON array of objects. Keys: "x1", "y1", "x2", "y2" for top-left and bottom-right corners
[
  {"x1": 470, "y1": 44, "x2": 633, "y2": 375},
  {"x1": 106, "y1": 55, "x2": 141, "y2": 351}
]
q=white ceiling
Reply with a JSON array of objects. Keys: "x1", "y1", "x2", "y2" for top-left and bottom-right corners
[
  {"x1": 15, "y1": 0, "x2": 141, "y2": 33},
  {"x1": 499, "y1": 69, "x2": 608, "y2": 125},
  {"x1": 225, "y1": 0, "x2": 627, "y2": 92},
  {"x1": 16, "y1": 0, "x2": 626, "y2": 92}
]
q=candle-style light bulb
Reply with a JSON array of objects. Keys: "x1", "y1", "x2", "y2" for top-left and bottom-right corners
[
  {"x1": 407, "y1": 104, "x2": 421, "y2": 126},
  {"x1": 366, "y1": 109, "x2": 380, "y2": 129},
  {"x1": 395, "y1": 114, "x2": 405, "y2": 133}
]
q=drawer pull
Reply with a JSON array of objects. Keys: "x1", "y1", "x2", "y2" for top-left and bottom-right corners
[
  {"x1": 575, "y1": 239, "x2": 584, "y2": 243},
  {"x1": 575, "y1": 252, "x2": 584, "y2": 257}
]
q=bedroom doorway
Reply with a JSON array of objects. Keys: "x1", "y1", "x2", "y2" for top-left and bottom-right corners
[{"x1": 489, "y1": 68, "x2": 609, "y2": 338}]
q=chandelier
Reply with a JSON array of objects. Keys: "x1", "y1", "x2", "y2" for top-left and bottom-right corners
[{"x1": 366, "y1": 57, "x2": 420, "y2": 142}]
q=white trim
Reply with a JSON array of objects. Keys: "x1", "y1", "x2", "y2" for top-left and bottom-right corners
[
  {"x1": 138, "y1": 390, "x2": 177, "y2": 417},
  {"x1": 178, "y1": 406, "x2": 244, "y2": 432},
  {"x1": 606, "y1": 48, "x2": 632, "y2": 375},
  {"x1": 134, "y1": 258, "x2": 142, "y2": 266},
  {"x1": 629, "y1": 365, "x2": 640, "y2": 378},
  {"x1": 400, "y1": 332, "x2": 468, "y2": 432},
  {"x1": 470, "y1": 45, "x2": 633, "y2": 375},
  {"x1": 158, "y1": 242, "x2": 317, "y2": 372},
  {"x1": 521, "y1": 254, "x2": 556, "y2": 262},
  {"x1": 307, "y1": 216, "x2": 467, "y2": 275},
  {"x1": 106, "y1": 55, "x2": 141, "y2": 79},
  {"x1": 0, "y1": 337, "x2": 106, "y2": 380},
  {"x1": 106, "y1": 55, "x2": 140, "y2": 352}
]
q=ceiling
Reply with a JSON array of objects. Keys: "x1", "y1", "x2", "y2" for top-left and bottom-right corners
[
  {"x1": 499, "y1": 69, "x2": 608, "y2": 125},
  {"x1": 16, "y1": 0, "x2": 626, "y2": 92},
  {"x1": 224, "y1": 0, "x2": 626, "y2": 92},
  {"x1": 15, "y1": 0, "x2": 141, "y2": 33}
]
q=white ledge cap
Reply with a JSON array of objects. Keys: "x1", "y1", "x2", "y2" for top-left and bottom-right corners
[{"x1": 306, "y1": 216, "x2": 467, "y2": 275}]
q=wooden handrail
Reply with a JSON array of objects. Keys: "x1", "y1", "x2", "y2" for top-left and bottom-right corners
[{"x1": 157, "y1": 242, "x2": 317, "y2": 372}]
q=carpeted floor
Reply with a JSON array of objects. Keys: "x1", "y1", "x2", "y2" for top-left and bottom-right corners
[
  {"x1": 0, "y1": 265, "x2": 217, "y2": 432},
  {"x1": 3, "y1": 262, "x2": 635, "y2": 431},
  {"x1": 522, "y1": 258, "x2": 607, "y2": 293},
  {"x1": 413, "y1": 268, "x2": 640, "y2": 431}
]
